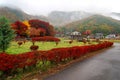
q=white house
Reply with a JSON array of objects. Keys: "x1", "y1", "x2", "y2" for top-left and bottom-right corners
[
  {"x1": 70, "y1": 31, "x2": 82, "y2": 40},
  {"x1": 105, "y1": 34, "x2": 116, "y2": 39},
  {"x1": 71, "y1": 31, "x2": 81, "y2": 35}
]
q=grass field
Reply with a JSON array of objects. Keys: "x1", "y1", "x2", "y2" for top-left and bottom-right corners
[{"x1": 0, "y1": 39, "x2": 98, "y2": 54}]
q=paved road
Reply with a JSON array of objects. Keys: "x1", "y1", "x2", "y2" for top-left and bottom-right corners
[{"x1": 44, "y1": 43, "x2": 120, "y2": 80}]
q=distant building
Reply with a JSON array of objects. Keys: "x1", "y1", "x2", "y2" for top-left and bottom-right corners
[
  {"x1": 95, "y1": 33, "x2": 104, "y2": 39},
  {"x1": 70, "y1": 31, "x2": 82, "y2": 40},
  {"x1": 105, "y1": 34, "x2": 116, "y2": 39}
]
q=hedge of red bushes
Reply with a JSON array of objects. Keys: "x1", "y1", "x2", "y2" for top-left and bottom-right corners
[
  {"x1": 0, "y1": 41, "x2": 113, "y2": 71},
  {"x1": 32, "y1": 36, "x2": 60, "y2": 42}
]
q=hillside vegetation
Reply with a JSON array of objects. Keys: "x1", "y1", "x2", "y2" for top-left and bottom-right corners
[
  {"x1": 61, "y1": 15, "x2": 120, "y2": 35},
  {"x1": 0, "y1": 7, "x2": 48, "y2": 22}
]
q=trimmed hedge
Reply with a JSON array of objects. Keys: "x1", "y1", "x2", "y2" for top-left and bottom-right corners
[
  {"x1": 32, "y1": 36, "x2": 60, "y2": 42},
  {"x1": 0, "y1": 41, "x2": 113, "y2": 72}
]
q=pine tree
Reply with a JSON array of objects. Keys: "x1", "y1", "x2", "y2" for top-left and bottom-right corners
[{"x1": 0, "y1": 17, "x2": 15, "y2": 52}]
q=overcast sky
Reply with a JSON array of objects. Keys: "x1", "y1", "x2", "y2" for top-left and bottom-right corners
[{"x1": 0, "y1": 0, "x2": 120, "y2": 15}]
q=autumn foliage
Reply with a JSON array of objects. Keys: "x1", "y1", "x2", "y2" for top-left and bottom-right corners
[
  {"x1": 11, "y1": 19, "x2": 55, "y2": 38},
  {"x1": 29, "y1": 19, "x2": 55, "y2": 36},
  {"x1": 0, "y1": 41, "x2": 113, "y2": 71},
  {"x1": 11, "y1": 21, "x2": 28, "y2": 37},
  {"x1": 31, "y1": 36, "x2": 61, "y2": 42},
  {"x1": 83, "y1": 30, "x2": 91, "y2": 35},
  {"x1": 30, "y1": 45, "x2": 39, "y2": 51}
]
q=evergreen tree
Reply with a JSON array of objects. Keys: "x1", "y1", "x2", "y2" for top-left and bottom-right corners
[{"x1": 0, "y1": 17, "x2": 15, "y2": 52}]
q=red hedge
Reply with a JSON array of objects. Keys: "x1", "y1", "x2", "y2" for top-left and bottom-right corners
[
  {"x1": 0, "y1": 41, "x2": 113, "y2": 71},
  {"x1": 32, "y1": 36, "x2": 60, "y2": 42}
]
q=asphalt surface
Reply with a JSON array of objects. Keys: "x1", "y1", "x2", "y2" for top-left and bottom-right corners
[{"x1": 44, "y1": 43, "x2": 120, "y2": 80}]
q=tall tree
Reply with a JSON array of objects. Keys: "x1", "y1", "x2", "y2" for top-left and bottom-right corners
[{"x1": 0, "y1": 17, "x2": 15, "y2": 52}]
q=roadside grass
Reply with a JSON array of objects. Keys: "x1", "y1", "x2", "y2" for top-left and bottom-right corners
[
  {"x1": 102, "y1": 39, "x2": 120, "y2": 42},
  {"x1": 109, "y1": 40, "x2": 120, "y2": 42}
]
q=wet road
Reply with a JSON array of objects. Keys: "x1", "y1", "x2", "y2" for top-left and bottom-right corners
[{"x1": 44, "y1": 43, "x2": 120, "y2": 80}]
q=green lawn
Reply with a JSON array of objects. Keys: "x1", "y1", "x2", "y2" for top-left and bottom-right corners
[{"x1": 0, "y1": 39, "x2": 97, "y2": 54}]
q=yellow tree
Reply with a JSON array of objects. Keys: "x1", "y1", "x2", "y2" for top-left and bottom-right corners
[{"x1": 23, "y1": 20, "x2": 30, "y2": 29}]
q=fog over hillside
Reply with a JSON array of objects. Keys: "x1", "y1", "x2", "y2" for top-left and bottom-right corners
[
  {"x1": 1, "y1": 0, "x2": 120, "y2": 15},
  {"x1": 1, "y1": 5, "x2": 120, "y2": 26}
]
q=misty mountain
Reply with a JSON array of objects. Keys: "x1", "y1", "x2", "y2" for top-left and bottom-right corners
[
  {"x1": 0, "y1": 7, "x2": 48, "y2": 22},
  {"x1": 1, "y1": 6, "x2": 120, "y2": 28},
  {"x1": 61, "y1": 15, "x2": 120, "y2": 34},
  {"x1": 0, "y1": 7, "x2": 93, "y2": 26},
  {"x1": 48, "y1": 11, "x2": 93, "y2": 26},
  {"x1": 109, "y1": 12, "x2": 120, "y2": 20},
  {"x1": 48, "y1": 11, "x2": 120, "y2": 26}
]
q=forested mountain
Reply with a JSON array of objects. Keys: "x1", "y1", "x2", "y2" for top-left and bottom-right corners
[
  {"x1": 0, "y1": 7, "x2": 92, "y2": 26},
  {"x1": 0, "y1": 7, "x2": 48, "y2": 22},
  {"x1": 59, "y1": 15, "x2": 120, "y2": 35}
]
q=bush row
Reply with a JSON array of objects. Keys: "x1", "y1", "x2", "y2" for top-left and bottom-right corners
[
  {"x1": 32, "y1": 36, "x2": 60, "y2": 42},
  {"x1": 0, "y1": 41, "x2": 113, "y2": 72}
]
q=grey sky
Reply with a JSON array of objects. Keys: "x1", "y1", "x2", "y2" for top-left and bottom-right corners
[{"x1": 0, "y1": 0, "x2": 120, "y2": 15}]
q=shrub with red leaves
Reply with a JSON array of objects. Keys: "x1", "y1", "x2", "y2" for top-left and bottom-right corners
[
  {"x1": 55, "y1": 41, "x2": 59, "y2": 46},
  {"x1": 0, "y1": 41, "x2": 113, "y2": 74},
  {"x1": 32, "y1": 36, "x2": 60, "y2": 42},
  {"x1": 69, "y1": 40, "x2": 73, "y2": 44},
  {"x1": 17, "y1": 41, "x2": 23, "y2": 47},
  {"x1": 30, "y1": 45, "x2": 39, "y2": 51}
]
